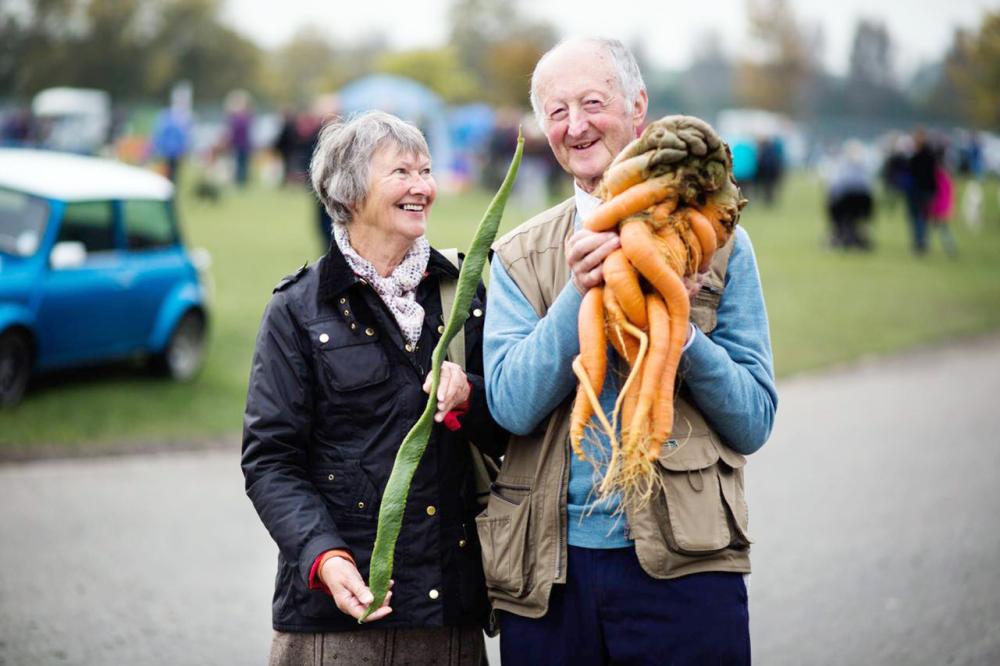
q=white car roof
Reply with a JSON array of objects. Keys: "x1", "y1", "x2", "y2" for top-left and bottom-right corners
[{"x1": 0, "y1": 149, "x2": 173, "y2": 202}]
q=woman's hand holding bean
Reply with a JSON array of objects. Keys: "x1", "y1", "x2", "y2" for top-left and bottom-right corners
[
  {"x1": 320, "y1": 556, "x2": 393, "y2": 622},
  {"x1": 423, "y1": 361, "x2": 470, "y2": 422}
]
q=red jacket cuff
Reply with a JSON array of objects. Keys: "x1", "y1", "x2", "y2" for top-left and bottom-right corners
[
  {"x1": 442, "y1": 382, "x2": 472, "y2": 431},
  {"x1": 308, "y1": 549, "x2": 355, "y2": 595}
]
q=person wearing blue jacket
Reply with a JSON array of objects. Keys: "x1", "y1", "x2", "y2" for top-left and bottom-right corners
[{"x1": 481, "y1": 37, "x2": 777, "y2": 665}]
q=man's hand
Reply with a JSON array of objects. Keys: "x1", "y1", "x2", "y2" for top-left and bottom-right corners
[
  {"x1": 423, "y1": 361, "x2": 471, "y2": 423},
  {"x1": 682, "y1": 270, "x2": 708, "y2": 301},
  {"x1": 566, "y1": 229, "x2": 620, "y2": 293},
  {"x1": 319, "y1": 556, "x2": 393, "y2": 623}
]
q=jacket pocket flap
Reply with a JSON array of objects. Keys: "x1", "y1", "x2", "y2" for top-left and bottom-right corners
[
  {"x1": 713, "y1": 437, "x2": 747, "y2": 469},
  {"x1": 656, "y1": 436, "x2": 719, "y2": 471}
]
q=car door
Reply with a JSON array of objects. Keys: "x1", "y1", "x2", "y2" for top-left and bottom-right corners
[
  {"x1": 119, "y1": 199, "x2": 189, "y2": 347},
  {"x1": 35, "y1": 200, "x2": 136, "y2": 367}
]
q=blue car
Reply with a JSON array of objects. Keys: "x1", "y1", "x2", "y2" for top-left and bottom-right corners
[{"x1": 0, "y1": 149, "x2": 210, "y2": 406}]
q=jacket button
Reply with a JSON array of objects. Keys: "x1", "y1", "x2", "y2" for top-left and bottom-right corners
[
  {"x1": 425, "y1": 505, "x2": 436, "y2": 516},
  {"x1": 350, "y1": 323, "x2": 357, "y2": 330},
  {"x1": 437, "y1": 325, "x2": 444, "y2": 334},
  {"x1": 357, "y1": 501, "x2": 365, "y2": 510},
  {"x1": 405, "y1": 343, "x2": 413, "y2": 352},
  {"x1": 458, "y1": 539, "x2": 467, "y2": 548},
  {"x1": 327, "y1": 473, "x2": 335, "y2": 481},
  {"x1": 473, "y1": 308, "x2": 483, "y2": 317},
  {"x1": 339, "y1": 297, "x2": 347, "y2": 304},
  {"x1": 428, "y1": 589, "x2": 439, "y2": 600},
  {"x1": 342, "y1": 309, "x2": 351, "y2": 317},
  {"x1": 365, "y1": 328, "x2": 375, "y2": 337},
  {"x1": 319, "y1": 333, "x2": 329, "y2": 344}
]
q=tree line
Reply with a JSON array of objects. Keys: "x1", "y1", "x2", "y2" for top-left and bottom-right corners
[{"x1": 1, "y1": 0, "x2": 997, "y2": 131}]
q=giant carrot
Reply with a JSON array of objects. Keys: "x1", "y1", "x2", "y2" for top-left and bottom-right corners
[
  {"x1": 585, "y1": 174, "x2": 678, "y2": 232},
  {"x1": 603, "y1": 249, "x2": 647, "y2": 329},
  {"x1": 570, "y1": 287, "x2": 610, "y2": 459}
]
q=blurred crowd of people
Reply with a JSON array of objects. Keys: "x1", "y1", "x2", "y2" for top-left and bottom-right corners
[{"x1": 822, "y1": 128, "x2": 988, "y2": 256}]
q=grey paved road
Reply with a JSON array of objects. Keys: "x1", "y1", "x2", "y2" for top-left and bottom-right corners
[{"x1": 2, "y1": 337, "x2": 999, "y2": 665}]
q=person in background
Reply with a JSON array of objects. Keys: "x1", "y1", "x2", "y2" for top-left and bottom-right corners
[
  {"x1": 242, "y1": 111, "x2": 506, "y2": 666},
  {"x1": 225, "y1": 90, "x2": 254, "y2": 187},
  {"x1": 905, "y1": 127, "x2": 938, "y2": 255},
  {"x1": 273, "y1": 106, "x2": 299, "y2": 186},
  {"x1": 927, "y1": 147, "x2": 958, "y2": 257},
  {"x1": 482, "y1": 37, "x2": 776, "y2": 665},
  {"x1": 825, "y1": 140, "x2": 875, "y2": 250},
  {"x1": 303, "y1": 94, "x2": 341, "y2": 248},
  {"x1": 151, "y1": 104, "x2": 191, "y2": 184}
]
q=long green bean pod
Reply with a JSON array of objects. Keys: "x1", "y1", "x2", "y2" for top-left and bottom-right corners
[{"x1": 360, "y1": 131, "x2": 523, "y2": 622}]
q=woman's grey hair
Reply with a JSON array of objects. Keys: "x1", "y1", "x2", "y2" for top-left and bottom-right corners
[
  {"x1": 310, "y1": 110, "x2": 430, "y2": 226},
  {"x1": 529, "y1": 37, "x2": 646, "y2": 129}
]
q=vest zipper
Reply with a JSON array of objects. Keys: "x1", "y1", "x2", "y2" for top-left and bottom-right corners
[{"x1": 555, "y1": 439, "x2": 569, "y2": 580}]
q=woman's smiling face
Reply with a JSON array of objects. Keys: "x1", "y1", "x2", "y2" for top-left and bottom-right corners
[{"x1": 355, "y1": 143, "x2": 436, "y2": 244}]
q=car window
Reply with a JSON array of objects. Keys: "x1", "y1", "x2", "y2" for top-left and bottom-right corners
[
  {"x1": 122, "y1": 200, "x2": 177, "y2": 250},
  {"x1": 58, "y1": 201, "x2": 116, "y2": 253},
  {"x1": 0, "y1": 187, "x2": 48, "y2": 257}
]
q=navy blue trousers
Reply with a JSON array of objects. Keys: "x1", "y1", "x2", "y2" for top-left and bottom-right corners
[{"x1": 499, "y1": 546, "x2": 750, "y2": 665}]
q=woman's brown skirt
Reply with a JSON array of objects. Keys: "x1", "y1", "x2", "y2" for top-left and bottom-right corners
[{"x1": 269, "y1": 626, "x2": 487, "y2": 666}]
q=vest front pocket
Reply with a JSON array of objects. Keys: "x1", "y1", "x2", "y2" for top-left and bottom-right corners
[
  {"x1": 475, "y1": 481, "x2": 533, "y2": 598},
  {"x1": 657, "y1": 436, "x2": 751, "y2": 556}
]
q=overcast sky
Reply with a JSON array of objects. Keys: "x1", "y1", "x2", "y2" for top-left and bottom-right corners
[{"x1": 222, "y1": 0, "x2": 996, "y2": 79}]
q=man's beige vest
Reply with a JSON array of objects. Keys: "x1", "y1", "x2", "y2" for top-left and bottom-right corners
[{"x1": 477, "y1": 198, "x2": 751, "y2": 619}]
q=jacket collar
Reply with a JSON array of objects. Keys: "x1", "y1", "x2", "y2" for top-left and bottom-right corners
[{"x1": 317, "y1": 237, "x2": 459, "y2": 304}]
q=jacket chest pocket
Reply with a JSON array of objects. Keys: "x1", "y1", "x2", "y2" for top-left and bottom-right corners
[
  {"x1": 657, "y1": 435, "x2": 751, "y2": 555},
  {"x1": 312, "y1": 461, "x2": 378, "y2": 520},
  {"x1": 309, "y1": 322, "x2": 391, "y2": 393}
]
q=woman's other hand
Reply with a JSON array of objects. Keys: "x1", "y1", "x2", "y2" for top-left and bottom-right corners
[
  {"x1": 423, "y1": 361, "x2": 471, "y2": 422},
  {"x1": 320, "y1": 556, "x2": 394, "y2": 622}
]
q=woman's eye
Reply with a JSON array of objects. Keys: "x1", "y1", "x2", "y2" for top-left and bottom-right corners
[
  {"x1": 584, "y1": 99, "x2": 603, "y2": 109},
  {"x1": 421, "y1": 168, "x2": 432, "y2": 176},
  {"x1": 549, "y1": 108, "x2": 567, "y2": 121}
]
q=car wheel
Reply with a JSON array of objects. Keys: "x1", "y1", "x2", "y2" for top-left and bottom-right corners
[
  {"x1": 157, "y1": 311, "x2": 206, "y2": 381},
  {"x1": 0, "y1": 330, "x2": 31, "y2": 408}
]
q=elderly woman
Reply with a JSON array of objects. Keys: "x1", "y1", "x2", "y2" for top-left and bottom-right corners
[{"x1": 242, "y1": 111, "x2": 505, "y2": 665}]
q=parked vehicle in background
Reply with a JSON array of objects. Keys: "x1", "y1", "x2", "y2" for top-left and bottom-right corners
[
  {"x1": 31, "y1": 87, "x2": 111, "y2": 155},
  {"x1": 0, "y1": 149, "x2": 211, "y2": 407}
]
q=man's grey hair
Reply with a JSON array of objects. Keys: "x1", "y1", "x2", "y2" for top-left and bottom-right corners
[
  {"x1": 310, "y1": 110, "x2": 430, "y2": 226},
  {"x1": 529, "y1": 37, "x2": 646, "y2": 129}
]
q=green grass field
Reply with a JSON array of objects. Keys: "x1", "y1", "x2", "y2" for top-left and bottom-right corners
[{"x1": 3, "y1": 172, "x2": 1000, "y2": 451}]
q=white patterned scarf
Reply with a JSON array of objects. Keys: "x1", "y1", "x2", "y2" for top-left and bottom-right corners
[{"x1": 333, "y1": 222, "x2": 430, "y2": 346}]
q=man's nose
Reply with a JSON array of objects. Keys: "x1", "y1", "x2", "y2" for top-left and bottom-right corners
[{"x1": 567, "y1": 107, "x2": 589, "y2": 137}]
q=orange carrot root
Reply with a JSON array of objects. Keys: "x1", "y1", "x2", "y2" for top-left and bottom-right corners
[
  {"x1": 569, "y1": 288, "x2": 609, "y2": 458},
  {"x1": 584, "y1": 174, "x2": 678, "y2": 232}
]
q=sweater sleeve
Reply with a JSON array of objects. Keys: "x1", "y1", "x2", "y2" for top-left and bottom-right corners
[
  {"x1": 483, "y1": 257, "x2": 583, "y2": 435},
  {"x1": 680, "y1": 227, "x2": 778, "y2": 454}
]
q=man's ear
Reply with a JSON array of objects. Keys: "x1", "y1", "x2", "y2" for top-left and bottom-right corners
[{"x1": 633, "y1": 89, "x2": 649, "y2": 133}]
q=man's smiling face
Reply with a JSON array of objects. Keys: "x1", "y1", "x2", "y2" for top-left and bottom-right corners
[{"x1": 533, "y1": 41, "x2": 647, "y2": 193}]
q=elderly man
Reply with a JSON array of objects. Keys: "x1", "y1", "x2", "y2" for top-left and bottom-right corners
[{"x1": 482, "y1": 37, "x2": 777, "y2": 664}]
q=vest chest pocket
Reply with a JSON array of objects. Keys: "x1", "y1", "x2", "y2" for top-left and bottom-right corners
[
  {"x1": 657, "y1": 435, "x2": 751, "y2": 555},
  {"x1": 309, "y1": 322, "x2": 390, "y2": 392},
  {"x1": 690, "y1": 281, "x2": 723, "y2": 334}
]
